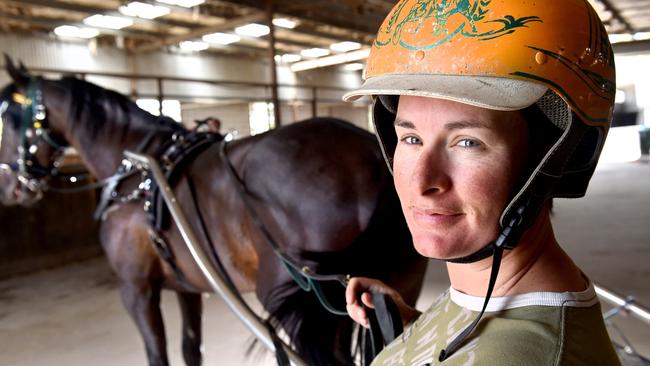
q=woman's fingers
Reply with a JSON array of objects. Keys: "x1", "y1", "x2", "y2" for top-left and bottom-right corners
[
  {"x1": 346, "y1": 277, "x2": 386, "y2": 328},
  {"x1": 345, "y1": 276, "x2": 421, "y2": 328},
  {"x1": 361, "y1": 291, "x2": 374, "y2": 308},
  {"x1": 346, "y1": 301, "x2": 370, "y2": 328}
]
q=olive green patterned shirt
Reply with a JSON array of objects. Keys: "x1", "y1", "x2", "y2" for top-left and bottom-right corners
[{"x1": 371, "y1": 283, "x2": 620, "y2": 365}]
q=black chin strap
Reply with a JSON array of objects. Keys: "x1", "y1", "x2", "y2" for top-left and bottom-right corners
[
  {"x1": 439, "y1": 204, "x2": 527, "y2": 361},
  {"x1": 439, "y1": 246, "x2": 503, "y2": 361},
  {"x1": 446, "y1": 242, "x2": 495, "y2": 264}
]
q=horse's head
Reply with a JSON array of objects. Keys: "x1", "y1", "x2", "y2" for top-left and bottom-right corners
[{"x1": 0, "y1": 56, "x2": 68, "y2": 206}]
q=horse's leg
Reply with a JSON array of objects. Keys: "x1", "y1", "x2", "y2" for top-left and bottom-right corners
[
  {"x1": 119, "y1": 280, "x2": 169, "y2": 366},
  {"x1": 101, "y1": 208, "x2": 170, "y2": 366},
  {"x1": 177, "y1": 291, "x2": 203, "y2": 366}
]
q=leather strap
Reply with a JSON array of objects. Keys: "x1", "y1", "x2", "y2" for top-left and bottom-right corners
[
  {"x1": 439, "y1": 245, "x2": 504, "y2": 361},
  {"x1": 372, "y1": 291, "x2": 403, "y2": 344},
  {"x1": 364, "y1": 290, "x2": 404, "y2": 362}
]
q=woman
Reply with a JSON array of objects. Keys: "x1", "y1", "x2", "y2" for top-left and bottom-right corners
[{"x1": 343, "y1": 0, "x2": 620, "y2": 364}]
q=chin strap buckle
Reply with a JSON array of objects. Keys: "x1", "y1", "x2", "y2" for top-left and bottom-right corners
[{"x1": 496, "y1": 204, "x2": 527, "y2": 250}]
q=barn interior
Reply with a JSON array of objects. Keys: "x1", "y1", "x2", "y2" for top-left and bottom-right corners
[{"x1": 0, "y1": 0, "x2": 649, "y2": 365}]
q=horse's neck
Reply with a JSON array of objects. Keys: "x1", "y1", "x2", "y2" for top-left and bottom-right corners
[{"x1": 68, "y1": 119, "x2": 169, "y2": 180}]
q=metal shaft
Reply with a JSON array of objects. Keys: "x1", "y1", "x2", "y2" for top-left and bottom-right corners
[{"x1": 595, "y1": 284, "x2": 650, "y2": 324}]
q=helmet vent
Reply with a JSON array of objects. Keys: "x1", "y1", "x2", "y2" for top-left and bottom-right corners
[{"x1": 536, "y1": 90, "x2": 571, "y2": 131}]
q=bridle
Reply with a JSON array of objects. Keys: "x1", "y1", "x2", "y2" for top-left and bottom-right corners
[{"x1": 0, "y1": 77, "x2": 69, "y2": 198}]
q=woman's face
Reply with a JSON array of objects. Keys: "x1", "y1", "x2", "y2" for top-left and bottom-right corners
[{"x1": 393, "y1": 96, "x2": 529, "y2": 260}]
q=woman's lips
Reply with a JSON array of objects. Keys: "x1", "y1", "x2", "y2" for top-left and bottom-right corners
[{"x1": 411, "y1": 208, "x2": 463, "y2": 227}]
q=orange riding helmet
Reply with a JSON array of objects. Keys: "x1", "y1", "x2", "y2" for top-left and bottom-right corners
[{"x1": 344, "y1": 0, "x2": 616, "y2": 236}]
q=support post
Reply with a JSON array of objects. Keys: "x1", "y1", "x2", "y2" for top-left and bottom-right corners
[
  {"x1": 156, "y1": 78, "x2": 164, "y2": 116},
  {"x1": 311, "y1": 87, "x2": 317, "y2": 118},
  {"x1": 266, "y1": 0, "x2": 281, "y2": 127}
]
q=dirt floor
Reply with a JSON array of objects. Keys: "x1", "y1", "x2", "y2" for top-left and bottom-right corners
[{"x1": 0, "y1": 160, "x2": 648, "y2": 365}]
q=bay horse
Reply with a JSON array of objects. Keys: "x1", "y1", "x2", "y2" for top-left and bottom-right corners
[{"x1": 0, "y1": 61, "x2": 427, "y2": 366}]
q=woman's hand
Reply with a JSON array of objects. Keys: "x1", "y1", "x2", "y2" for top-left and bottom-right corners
[{"x1": 345, "y1": 277, "x2": 421, "y2": 328}]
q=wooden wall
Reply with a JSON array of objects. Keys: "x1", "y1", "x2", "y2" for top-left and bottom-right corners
[{"x1": 0, "y1": 182, "x2": 101, "y2": 279}]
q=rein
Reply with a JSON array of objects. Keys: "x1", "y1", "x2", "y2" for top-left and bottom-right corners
[{"x1": 218, "y1": 141, "x2": 350, "y2": 316}]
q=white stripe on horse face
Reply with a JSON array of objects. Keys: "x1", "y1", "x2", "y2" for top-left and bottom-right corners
[{"x1": 0, "y1": 101, "x2": 8, "y2": 151}]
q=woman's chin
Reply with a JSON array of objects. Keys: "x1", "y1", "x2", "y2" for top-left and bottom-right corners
[
  {"x1": 413, "y1": 238, "x2": 456, "y2": 260},
  {"x1": 412, "y1": 235, "x2": 479, "y2": 260}
]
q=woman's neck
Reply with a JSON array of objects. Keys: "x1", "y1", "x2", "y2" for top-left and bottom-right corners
[{"x1": 446, "y1": 211, "x2": 587, "y2": 297}]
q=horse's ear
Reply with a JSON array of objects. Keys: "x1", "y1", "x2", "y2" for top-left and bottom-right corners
[{"x1": 4, "y1": 53, "x2": 30, "y2": 89}]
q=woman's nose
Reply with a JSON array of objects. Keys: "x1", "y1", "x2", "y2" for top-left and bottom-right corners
[{"x1": 412, "y1": 149, "x2": 451, "y2": 195}]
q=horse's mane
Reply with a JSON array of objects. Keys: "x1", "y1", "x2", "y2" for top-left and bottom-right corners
[
  {"x1": 59, "y1": 77, "x2": 183, "y2": 139},
  {"x1": 2, "y1": 77, "x2": 183, "y2": 139}
]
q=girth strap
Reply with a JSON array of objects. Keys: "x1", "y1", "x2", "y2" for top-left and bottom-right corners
[{"x1": 149, "y1": 132, "x2": 220, "y2": 232}]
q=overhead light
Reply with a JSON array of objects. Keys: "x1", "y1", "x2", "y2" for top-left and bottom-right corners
[
  {"x1": 281, "y1": 54, "x2": 301, "y2": 63},
  {"x1": 156, "y1": 0, "x2": 204, "y2": 7},
  {"x1": 300, "y1": 48, "x2": 330, "y2": 58},
  {"x1": 235, "y1": 23, "x2": 270, "y2": 38},
  {"x1": 54, "y1": 25, "x2": 100, "y2": 39},
  {"x1": 274, "y1": 54, "x2": 302, "y2": 63},
  {"x1": 272, "y1": 18, "x2": 297, "y2": 29},
  {"x1": 330, "y1": 41, "x2": 361, "y2": 52},
  {"x1": 119, "y1": 2, "x2": 170, "y2": 19},
  {"x1": 292, "y1": 48, "x2": 370, "y2": 72},
  {"x1": 342, "y1": 63, "x2": 364, "y2": 71},
  {"x1": 202, "y1": 32, "x2": 240, "y2": 45},
  {"x1": 608, "y1": 33, "x2": 634, "y2": 44},
  {"x1": 633, "y1": 32, "x2": 650, "y2": 41},
  {"x1": 179, "y1": 40, "x2": 209, "y2": 52},
  {"x1": 84, "y1": 14, "x2": 133, "y2": 29}
]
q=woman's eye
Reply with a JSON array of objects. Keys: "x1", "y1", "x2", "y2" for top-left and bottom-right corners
[
  {"x1": 400, "y1": 135, "x2": 422, "y2": 145},
  {"x1": 456, "y1": 139, "x2": 481, "y2": 148}
]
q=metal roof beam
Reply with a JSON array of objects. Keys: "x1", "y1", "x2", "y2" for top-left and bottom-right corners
[
  {"x1": 599, "y1": 0, "x2": 635, "y2": 32},
  {"x1": 613, "y1": 39, "x2": 650, "y2": 54},
  {"x1": 0, "y1": 13, "x2": 160, "y2": 40},
  {"x1": 132, "y1": 12, "x2": 267, "y2": 53},
  {"x1": 217, "y1": 0, "x2": 383, "y2": 35},
  {"x1": 2, "y1": 0, "x2": 201, "y2": 29}
]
